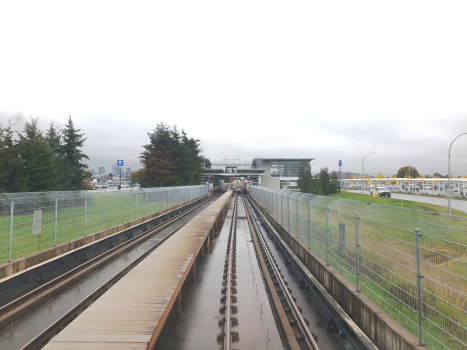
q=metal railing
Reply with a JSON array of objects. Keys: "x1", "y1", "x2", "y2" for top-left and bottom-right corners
[
  {"x1": 250, "y1": 186, "x2": 467, "y2": 350},
  {"x1": 0, "y1": 185, "x2": 208, "y2": 264}
]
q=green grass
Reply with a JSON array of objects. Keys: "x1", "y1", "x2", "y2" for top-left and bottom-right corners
[
  {"x1": 256, "y1": 191, "x2": 467, "y2": 350},
  {"x1": 0, "y1": 192, "x2": 193, "y2": 264},
  {"x1": 330, "y1": 191, "x2": 467, "y2": 217}
]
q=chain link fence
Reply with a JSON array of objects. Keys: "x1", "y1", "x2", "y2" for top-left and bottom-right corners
[
  {"x1": 250, "y1": 186, "x2": 467, "y2": 350},
  {"x1": 0, "y1": 185, "x2": 208, "y2": 264}
]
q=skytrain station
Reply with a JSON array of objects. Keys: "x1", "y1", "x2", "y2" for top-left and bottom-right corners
[{"x1": 202, "y1": 157, "x2": 314, "y2": 190}]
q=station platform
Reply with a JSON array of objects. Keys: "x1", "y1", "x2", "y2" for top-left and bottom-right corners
[{"x1": 42, "y1": 191, "x2": 232, "y2": 350}]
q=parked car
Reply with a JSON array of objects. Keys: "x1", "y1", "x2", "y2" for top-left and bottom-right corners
[{"x1": 370, "y1": 185, "x2": 391, "y2": 197}]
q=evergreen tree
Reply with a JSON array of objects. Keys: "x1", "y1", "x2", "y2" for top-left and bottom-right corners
[
  {"x1": 138, "y1": 123, "x2": 178, "y2": 187},
  {"x1": 309, "y1": 174, "x2": 319, "y2": 195},
  {"x1": 185, "y1": 132, "x2": 204, "y2": 185},
  {"x1": 0, "y1": 121, "x2": 29, "y2": 193},
  {"x1": 171, "y1": 126, "x2": 185, "y2": 186},
  {"x1": 298, "y1": 160, "x2": 312, "y2": 193},
  {"x1": 318, "y1": 167, "x2": 331, "y2": 196},
  {"x1": 45, "y1": 122, "x2": 62, "y2": 154},
  {"x1": 59, "y1": 116, "x2": 90, "y2": 190},
  {"x1": 17, "y1": 118, "x2": 57, "y2": 192},
  {"x1": 330, "y1": 171, "x2": 340, "y2": 194},
  {"x1": 136, "y1": 124, "x2": 204, "y2": 187}
]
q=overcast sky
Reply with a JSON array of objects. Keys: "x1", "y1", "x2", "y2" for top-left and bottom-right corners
[{"x1": 1, "y1": 0, "x2": 467, "y2": 177}]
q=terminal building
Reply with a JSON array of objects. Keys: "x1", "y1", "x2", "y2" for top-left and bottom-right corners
[{"x1": 202, "y1": 157, "x2": 314, "y2": 190}]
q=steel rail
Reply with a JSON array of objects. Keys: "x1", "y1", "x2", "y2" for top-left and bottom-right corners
[
  {"x1": 19, "y1": 194, "x2": 218, "y2": 350},
  {"x1": 225, "y1": 193, "x2": 237, "y2": 350},
  {"x1": 244, "y1": 196, "x2": 320, "y2": 350}
]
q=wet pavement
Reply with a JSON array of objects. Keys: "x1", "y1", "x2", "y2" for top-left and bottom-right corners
[
  {"x1": 155, "y1": 197, "x2": 283, "y2": 350},
  {"x1": 0, "y1": 201, "x2": 212, "y2": 350}
]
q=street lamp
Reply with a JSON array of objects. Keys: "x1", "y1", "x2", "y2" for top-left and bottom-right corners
[
  {"x1": 361, "y1": 152, "x2": 376, "y2": 194},
  {"x1": 448, "y1": 132, "x2": 467, "y2": 214},
  {"x1": 402, "y1": 161, "x2": 418, "y2": 192}
]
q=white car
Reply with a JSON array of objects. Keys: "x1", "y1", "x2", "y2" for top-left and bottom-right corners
[{"x1": 369, "y1": 186, "x2": 391, "y2": 197}]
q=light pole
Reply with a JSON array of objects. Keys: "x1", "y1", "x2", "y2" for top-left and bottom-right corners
[
  {"x1": 402, "y1": 161, "x2": 418, "y2": 192},
  {"x1": 361, "y1": 152, "x2": 376, "y2": 194},
  {"x1": 448, "y1": 133, "x2": 467, "y2": 214}
]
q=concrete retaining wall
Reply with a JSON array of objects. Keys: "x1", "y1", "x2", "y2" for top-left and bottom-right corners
[
  {"x1": 254, "y1": 200, "x2": 425, "y2": 350},
  {"x1": 0, "y1": 197, "x2": 206, "y2": 280}
]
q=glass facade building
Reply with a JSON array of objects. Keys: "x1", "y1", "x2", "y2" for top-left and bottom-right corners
[{"x1": 270, "y1": 161, "x2": 301, "y2": 178}]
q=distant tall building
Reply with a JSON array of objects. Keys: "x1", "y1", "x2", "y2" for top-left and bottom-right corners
[
  {"x1": 99, "y1": 166, "x2": 105, "y2": 174},
  {"x1": 126, "y1": 167, "x2": 131, "y2": 177}
]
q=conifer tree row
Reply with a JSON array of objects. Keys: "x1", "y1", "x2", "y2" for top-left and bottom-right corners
[
  {"x1": 0, "y1": 116, "x2": 90, "y2": 193},
  {"x1": 132, "y1": 123, "x2": 204, "y2": 187},
  {"x1": 298, "y1": 161, "x2": 340, "y2": 196}
]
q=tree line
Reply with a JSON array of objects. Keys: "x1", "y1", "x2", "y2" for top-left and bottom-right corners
[
  {"x1": 131, "y1": 123, "x2": 204, "y2": 187},
  {"x1": 0, "y1": 116, "x2": 90, "y2": 193},
  {"x1": 297, "y1": 161, "x2": 340, "y2": 196}
]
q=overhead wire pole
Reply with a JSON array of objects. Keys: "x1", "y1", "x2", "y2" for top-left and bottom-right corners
[
  {"x1": 361, "y1": 152, "x2": 376, "y2": 194},
  {"x1": 448, "y1": 132, "x2": 467, "y2": 214}
]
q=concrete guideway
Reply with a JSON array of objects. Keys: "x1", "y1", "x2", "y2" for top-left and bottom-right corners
[
  {"x1": 157, "y1": 192, "x2": 361, "y2": 350},
  {"x1": 154, "y1": 192, "x2": 284, "y2": 349},
  {"x1": 346, "y1": 190, "x2": 467, "y2": 214}
]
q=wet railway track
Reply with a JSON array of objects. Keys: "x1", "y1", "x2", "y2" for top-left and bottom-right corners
[
  {"x1": 244, "y1": 195, "x2": 320, "y2": 350},
  {"x1": 154, "y1": 190, "x2": 371, "y2": 349},
  {"x1": 0, "y1": 194, "x2": 218, "y2": 350},
  {"x1": 218, "y1": 193, "x2": 239, "y2": 349}
]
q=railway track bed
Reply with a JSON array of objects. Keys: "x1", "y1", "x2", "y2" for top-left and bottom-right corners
[{"x1": 0, "y1": 195, "x2": 216, "y2": 350}]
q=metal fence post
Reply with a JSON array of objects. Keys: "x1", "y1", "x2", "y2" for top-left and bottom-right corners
[
  {"x1": 122, "y1": 194, "x2": 124, "y2": 224},
  {"x1": 326, "y1": 206, "x2": 330, "y2": 265},
  {"x1": 307, "y1": 201, "x2": 311, "y2": 249},
  {"x1": 84, "y1": 197, "x2": 87, "y2": 237},
  {"x1": 154, "y1": 192, "x2": 156, "y2": 213},
  {"x1": 8, "y1": 202, "x2": 14, "y2": 262},
  {"x1": 106, "y1": 195, "x2": 108, "y2": 229},
  {"x1": 355, "y1": 215, "x2": 361, "y2": 292},
  {"x1": 296, "y1": 198, "x2": 299, "y2": 238},
  {"x1": 415, "y1": 228, "x2": 426, "y2": 346},
  {"x1": 281, "y1": 194, "x2": 283, "y2": 225},
  {"x1": 135, "y1": 193, "x2": 137, "y2": 219},
  {"x1": 145, "y1": 192, "x2": 148, "y2": 216},
  {"x1": 54, "y1": 198, "x2": 58, "y2": 246},
  {"x1": 287, "y1": 196, "x2": 290, "y2": 230}
]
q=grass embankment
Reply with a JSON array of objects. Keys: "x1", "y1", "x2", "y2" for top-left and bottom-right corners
[
  {"x1": 325, "y1": 191, "x2": 467, "y2": 349},
  {"x1": 0, "y1": 193, "x2": 180, "y2": 264},
  {"x1": 331, "y1": 191, "x2": 467, "y2": 217}
]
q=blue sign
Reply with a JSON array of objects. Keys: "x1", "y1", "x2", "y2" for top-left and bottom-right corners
[
  {"x1": 117, "y1": 160, "x2": 124, "y2": 167},
  {"x1": 338, "y1": 160, "x2": 342, "y2": 167}
]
